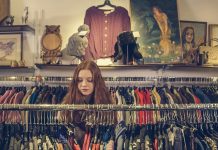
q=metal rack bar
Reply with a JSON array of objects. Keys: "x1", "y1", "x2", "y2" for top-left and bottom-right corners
[
  {"x1": 41, "y1": 77, "x2": 218, "y2": 86},
  {"x1": 0, "y1": 76, "x2": 217, "y2": 85},
  {"x1": 0, "y1": 76, "x2": 35, "y2": 81},
  {"x1": 0, "y1": 104, "x2": 218, "y2": 111},
  {"x1": 41, "y1": 76, "x2": 218, "y2": 82}
]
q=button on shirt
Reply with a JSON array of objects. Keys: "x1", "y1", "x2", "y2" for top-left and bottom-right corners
[{"x1": 84, "y1": 6, "x2": 131, "y2": 60}]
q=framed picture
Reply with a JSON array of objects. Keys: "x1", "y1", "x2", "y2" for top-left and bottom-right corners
[
  {"x1": 180, "y1": 20, "x2": 207, "y2": 63},
  {"x1": 0, "y1": 33, "x2": 23, "y2": 62},
  {"x1": 208, "y1": 24, "x2": 218, "y2": 47},
  {"x1": 0, "y1": 0, "x2": 10, "y2": 22},
  {"x1": 130, "y1": 0, "x2": 181, "y2": 63},
  {"x1": 180, "y1": 20, "x2": 207, "y2": 46}
]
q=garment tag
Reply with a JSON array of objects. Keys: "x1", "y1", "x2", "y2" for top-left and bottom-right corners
[
  {"x1": 37, "y1": 139, "x2": 41, "y2": 144},
  {"x1": 78, "y1": 30, "x2": 88, "y2": 36},
  {"x1": 133, "y1": 31, "x2": 140, "y2": 38},
  {"x1": 168, "y1": 130, "x2": 175, "y2": 145}
]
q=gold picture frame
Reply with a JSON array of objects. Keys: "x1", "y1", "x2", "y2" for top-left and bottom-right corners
[{"x1": 208, "y1": 24, "x2": 218, "y2": 47}]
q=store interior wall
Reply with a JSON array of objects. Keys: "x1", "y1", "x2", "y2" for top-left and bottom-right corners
[{"x1": 9, "y1": 0, "x2": 218, "y2": 66}]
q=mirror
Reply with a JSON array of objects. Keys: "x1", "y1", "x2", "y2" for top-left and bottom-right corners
[
  {"x1": 42, "y1": 32, "x2": 61, "y2": 51},
  {"x1": 41, "y1": 25, "x2": 62, "y2": 64}
]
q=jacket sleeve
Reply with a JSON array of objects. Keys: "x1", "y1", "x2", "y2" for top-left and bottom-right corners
[{"x1": 122, "y1": 8, "x2": 131, "y2": 31}]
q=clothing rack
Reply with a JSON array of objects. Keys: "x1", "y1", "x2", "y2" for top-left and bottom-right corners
[
  {"x1": 31, "y1": 76, "x2": 218, "y2": 86},
  {"x1": 0, "y1": 76, "x2": 35, "y2": 82},
  {"x1": 0, "y1": 76, "x2": 36, "y2": 87},
  {"x1": 0, "y1": 76, "x2": 217, "y2": 84},
  {"x1": 0, "y1": 103, "x2": 218, "y2": 111},
  {"x1": 105, "y1": 77, "x2": 218, "y2": 85}
]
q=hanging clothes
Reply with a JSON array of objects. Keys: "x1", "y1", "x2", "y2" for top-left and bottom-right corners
[{"x1": 84, "y1": 6, "x2": 131, "y2": 60}]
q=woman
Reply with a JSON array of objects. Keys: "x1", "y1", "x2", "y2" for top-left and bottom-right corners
[
  {"x1": 152, "y1": 6, "x2": 172, "y2": 55},
  {"x1": 59, "y1": 60, "x2": 114, "y2": 147},
  {"x1": 182, "y1": 26, "x2": 198, "y2": 63},
  {"x1": 63, "y1": 60, "x2": 112, "y2": 105}
]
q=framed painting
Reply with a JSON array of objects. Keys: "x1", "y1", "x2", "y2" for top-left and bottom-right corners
[
  {"x1": 180, "y1": 20, "x2": 207, "y2": 63},
  {"x1": 0, "y1": 0, "x2": 10, "y2": 22},
  {"x1": 180, "y1": 20, "x2": 207, "y2": 46},
  {"x1": 130, "y1": 0, "x2": 181, "y2": 63},
  {"x1": 208, "y1": 24, "x2": 218, "y2": 47},
  {"x1": 0, "y1": 33, "x2": 23, "y2": 62}
]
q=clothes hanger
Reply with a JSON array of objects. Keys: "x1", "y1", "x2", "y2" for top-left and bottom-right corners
[
  {"x1": 96, "y1": 0, "x2": 116, "y2": 11},
  {"x1": 202, "y1": 110, "x2": 218, "y2": 138},
  {"x1": 97, "y1": 0, "x2": 116, "y2": 8},
  {"x1": 194, "y1": 116, "x2": 206, "y2": 140}
]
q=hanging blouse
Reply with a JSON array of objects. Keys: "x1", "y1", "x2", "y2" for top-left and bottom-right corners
[{"x1": 84, "y1": 6, "x2": 131, "y2": 60}]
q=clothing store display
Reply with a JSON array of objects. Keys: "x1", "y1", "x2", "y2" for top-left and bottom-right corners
[
  {"x1": 84, "y1": 6, "x2": 130, "y2": 60},
  {"x1": 0, "y1": 81, "x2": 218, "y2": 150},
  {"x1": 114, "y1": 31, "x2": 143, "y2": 64},
  {"x1": 63, "y1": 24, "x2": 90, "y2": 64},
  {"x1": 2, "y1": 4, "x2": 218, "y2": 150}
]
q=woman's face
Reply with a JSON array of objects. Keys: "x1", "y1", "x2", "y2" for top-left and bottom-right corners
[
  {"x1": 77, "y1": 69, "x2": 94, "y2": 96},
  {"x1": 152, "y1": 7, "x2": 159, "y2": 15},
  {"x1": 185, "y1": 28, "x2": 194, "y2": 43}
]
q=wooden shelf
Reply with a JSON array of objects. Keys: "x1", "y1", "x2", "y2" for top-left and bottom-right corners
[
  {"x1": 35, "y1": 63, "x2": 218, "y2": 70},
  {"x1": 0, "y1": 66, "x2": 34, "y2": 72},
  {"x1": 35, "y1": 64, "x2": 77, "y2": 69},
  {"x1": 0, "y1": 66, "x2": 35, "y2": 76},
  {"x1": 0, "y1": 25, "x2": 35, "y2": 34},
  {"x1": 0, "y1": 66, "x2": 31, "y2": 69}
]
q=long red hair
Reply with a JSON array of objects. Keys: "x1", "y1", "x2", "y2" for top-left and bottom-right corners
[{"x1": 63, "y1": 60, "x2": 112, "y2": 104}]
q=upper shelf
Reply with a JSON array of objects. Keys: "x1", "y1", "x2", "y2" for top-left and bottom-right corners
[
  {"x1": 0, "y1": 66, "x2": 33, "y2": 69},
  {"x1": 0, "y1": 25, "x2": 35, "y2": 34},
  {"x1": 0, "y1": 66, "x2": 35, "y2": 77},
  {"x1": 35, "y1": 63, "x2": 218, "y2": 70}
]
